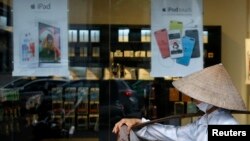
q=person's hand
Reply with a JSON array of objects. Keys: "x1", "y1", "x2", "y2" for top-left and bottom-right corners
[{"x1": 112, "y1": 118, "x2": 142, "y2": 134}]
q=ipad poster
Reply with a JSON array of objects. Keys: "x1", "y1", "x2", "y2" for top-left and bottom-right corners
[
  {"x1": 151, "y1": 0, "x2": 204, "y2": 77},
  {"x1": 12, "y1": 0, "x2": 70, "y2": 77}
]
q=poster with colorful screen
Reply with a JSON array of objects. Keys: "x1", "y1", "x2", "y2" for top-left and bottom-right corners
[
  {"x1": 151, "y1": 0, "x2": 204, "y2": 77},
  {"x1": 12, "y1": 0, "x2": 69, "y2": 77},
  {"x1": 38, "y1": 22, "x2": 61, "y2": 64}
]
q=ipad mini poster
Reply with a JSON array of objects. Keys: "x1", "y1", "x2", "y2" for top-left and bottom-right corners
[
  {"x1": 12, "y1": 0, "x2": 70, "y2": 77},
  {"x1": 151, "y1": 0, "x2": 204, "y2": 77}
]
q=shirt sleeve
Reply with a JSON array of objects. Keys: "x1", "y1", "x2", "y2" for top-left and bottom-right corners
[{"x1": 134, "y1": 118, "x2": 197, "y2": 141}]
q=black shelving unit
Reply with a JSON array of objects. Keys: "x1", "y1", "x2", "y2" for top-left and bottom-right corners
[
  {"x1": 203, "y1": 26, "x2": 221, "y2": 68},
  {"x1": 110, "y1": 25, "x2": 151, "y2": 69},
  {"x1": 68, "y1": 24, "x2": 110, "y2": 68}
]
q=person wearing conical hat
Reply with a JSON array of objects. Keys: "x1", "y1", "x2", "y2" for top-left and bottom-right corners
[{"x1": 112, "y1": 63, "x2": 247, "y2": 141}]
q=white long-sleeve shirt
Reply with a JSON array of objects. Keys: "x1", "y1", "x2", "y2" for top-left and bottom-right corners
[{"x1": 135, "y1": 108, "x2": 238, "y2": 141}]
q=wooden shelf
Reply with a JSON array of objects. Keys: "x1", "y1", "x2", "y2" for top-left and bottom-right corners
[{"x1": 0, "y1": 26, "x2": 12, "y2": 32}]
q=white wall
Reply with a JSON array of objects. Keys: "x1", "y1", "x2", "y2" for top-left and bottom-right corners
[{"x1": 204, "y1": 0, "x2": 249, "y2": 123}]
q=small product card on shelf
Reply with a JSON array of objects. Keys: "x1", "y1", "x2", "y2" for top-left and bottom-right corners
[
  {"x1": 146, "y1": 30, "x2": 151, "y2": 42},
  {"x1": 68, "y1": 30, "x2": 78, "y2": 42},
  {"x1": 92, "y1": 47, "x2": 100, "y2": 57},
  {"x1": 114, "y1": 50, "x2": 123, "y2": 57},
  {"x1": 140, "y1": 51, "x2": 146, "y2": 57},
  {"x1": 135, "y1": 51, "x2": 147, "y2": 57},
  {"x1": 90, "y1": 30, "x2": 100, "y2": 42},
  {"x1": 118, "y1": 29, "x2": 130, "y2": 42},
  {"x1": 124, "y1": 67, "x2": 137, "y2": 80},
  {"x1": 124, "y1": 50, "x2": 134, "y2": 57},
  {"x1": 134, "y1": 51, "x2": 141, "y2": 57},
  {"x1": 118, "y1": 29, "x2": 123, "y2": 42},
  {"x1": 79, "y1": 30, "x2": 89, "y2": 42},
  {"x1": 203, "y1": 31, "x2": 208, "y2": 44},
  {"x1": 123, "y1": 29, "x2": 129, "y2": 42},
  {"x1": 135, "y1": 50, "x2": 147, "y2": 57},
  {"x1": 80, "y1": 47, "x2": 88, "y2": 57},
  {"x1": 141, "y1": 29, "x2": 151, "y2": 42}
]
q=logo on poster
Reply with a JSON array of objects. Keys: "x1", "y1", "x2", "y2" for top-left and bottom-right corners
[
  {"x1": 163, "y1": 0, "x2": 193, "y2": 15},
  {"x1": 30, "y1": 3, "x2": 51, "y2": 10},
  {"x1": 168, "y1": 7, "x2": 192, "y2": 13}
]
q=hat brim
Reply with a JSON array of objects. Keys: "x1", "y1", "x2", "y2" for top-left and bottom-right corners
[{"x1": 172, "y1": 64, "x2": 247, "y2": 111}]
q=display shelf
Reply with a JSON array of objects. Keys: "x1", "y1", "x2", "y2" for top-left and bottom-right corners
[
  {"x1": 68, "y1": 24, "x2": 221, "y2": 80},
  {"x1": 110, "y1": 25, "x2": 151, "y2": 71},
  {"x1": 68, "y1": 24, "x2": 152, "y2": 80},
  {"x1": 68, "y1": 24, "x2": 110, "y2": 68}
]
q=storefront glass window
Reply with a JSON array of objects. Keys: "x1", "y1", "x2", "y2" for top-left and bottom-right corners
[{"x1": 0, "y1": 0, "x2": 221, "y2": 141}]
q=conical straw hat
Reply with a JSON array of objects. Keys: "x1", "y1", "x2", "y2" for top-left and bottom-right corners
[{"x1": 172, "y1": 63, "x2": 247, "y2": 111}]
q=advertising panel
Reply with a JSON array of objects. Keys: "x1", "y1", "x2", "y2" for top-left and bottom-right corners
[
  {"x1": 151, "y1": 0, "x2": 203, "y2": 77},
  {"x1": 12, "y1": 0, "x2": 69, "y2": 76}
]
